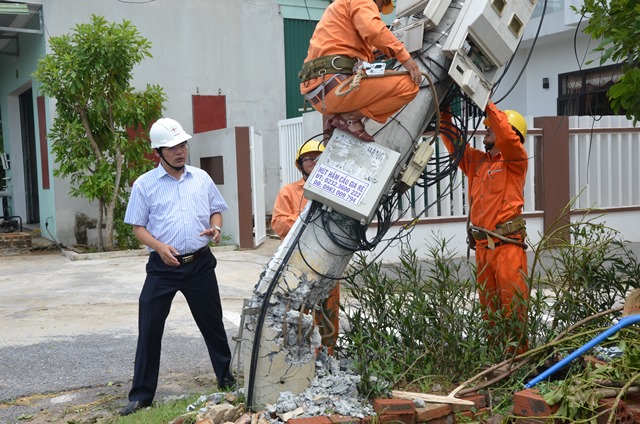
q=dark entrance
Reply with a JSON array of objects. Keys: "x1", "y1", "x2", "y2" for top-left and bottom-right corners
[{"x1": 19, "y1": 88, "x2": 39, "y2": 224}]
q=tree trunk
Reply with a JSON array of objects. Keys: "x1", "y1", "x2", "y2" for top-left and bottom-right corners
[
  {"x1": 97, "y1": 199, "x2": 104, "y2": 251},
  {"x1": 104, "y1": 199, "x2": 115, "y2": 251},
  {"x1": 103, "y1": 145, "x2": 124, "y2": 251}
]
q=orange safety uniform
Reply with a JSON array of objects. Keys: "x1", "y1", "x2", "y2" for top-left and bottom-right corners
[
  {"x1": 271, "y1": 178, "x2": 341, "y2": 354},
  {"x1": 441, "y1": 102, "x2": 529, "y2": 353},
  {"x1": 271, "y1": 179, "x2": 307, "y2": 240},
  {"x1": 300, "y1": 0, "x2": 419, "y2": 123}
]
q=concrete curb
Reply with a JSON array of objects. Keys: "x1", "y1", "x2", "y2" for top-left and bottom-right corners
[{"x1": 62, "y1": 244, "x2": 239, "y2": 261}]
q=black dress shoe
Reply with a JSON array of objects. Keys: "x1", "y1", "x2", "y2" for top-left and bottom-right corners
[
  {"x1": 218, "y1": 377, "x2": 237, "y2": 391},
  {"x1": 119, "y1": 400, "x2": 152, "y2": 416}
]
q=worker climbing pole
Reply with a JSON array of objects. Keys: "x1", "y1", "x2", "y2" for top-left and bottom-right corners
[{"x1": 243, "y1": 0, "x2": 539, "y2": 409}]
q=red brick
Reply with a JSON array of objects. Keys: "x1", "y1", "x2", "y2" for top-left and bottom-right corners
[
  {"x1": 456, "y1": 406, "x2": 489, "y2": 420},
  {"x1": 424, "y1": 414, "x2": 453, "y2": 424},
  {"x1": 596, "y1": 398, "x2": 632, "y2": 424},
  {"x1": 0, "y1": 232, "x2": 31, "y2": 249},
  {"x1": 415, "y1": 404, "x2": 452, "y2": 422},
  {"x1": 361, "y1": 416, "x2": 374, "y2": 424},
  {"x1": 512, "y1": 389, "x2": 559, "y2": 418},
  {"x1": 627, "y1": 403, "x2": 640, "y2": 422},
  {"x1": 624, "y1": 393, "x2": 640, "y2": 405},
  {"x1": 451, "y1": 393, "x2": 487, "y2": 412},
  {"x1": 379, "y1": 413, "x2": 415, "y2": 424},
  {"x1": 374, "y1": 399, "x2": 416, "y2": 415},
  {"x1": 330, "y1": 415, "x2": 361, "y2": 424},
  {"x1": 288, "y1": 417, "x2": 332, "y2": 424},
  {"x1": 583, "y1": 355, "x2": 607, "y2": 367}
]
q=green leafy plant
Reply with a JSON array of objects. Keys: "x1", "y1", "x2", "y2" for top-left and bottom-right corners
[
  {"x1": 339, "y1": 234, "x2": 497, "y2": 398},
  {"x1": 338, "y1": 215, "x2": 640, "y2": 422},
  {"x1": 33, "y1": 14, "x2": 166, "y2": 251},
  {"x1": 573, "y1": 0, "x2": 640, "y2": 123}
]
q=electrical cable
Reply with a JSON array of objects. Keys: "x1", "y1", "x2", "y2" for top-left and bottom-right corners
[
  {"x1": 493, "y1": 0, "x2": 547, "y2": 104},
  {"x1": 246, "y1": 201, "x2": 319, "y2": 411},
  {"x1": 44, "y1": 221, "x2": 64, "y2": 253}
]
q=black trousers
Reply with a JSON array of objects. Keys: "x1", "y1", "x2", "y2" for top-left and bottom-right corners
[{"x1": 128, "y1": 248, "x2": 233, "y2": 402}]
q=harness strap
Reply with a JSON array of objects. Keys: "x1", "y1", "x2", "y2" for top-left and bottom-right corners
[
  {"x1": 299, "y1": 55, "x2": 356, "y2": 83},
  {"x1": 469, "y1": 216, "x2": 528, "y2": 250}
]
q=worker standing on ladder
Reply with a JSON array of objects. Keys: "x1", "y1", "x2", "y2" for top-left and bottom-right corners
[
  {"x1": 440, "y1": 101, "x2": 530, "y2": 355},
  {"x1": 299, "y1": 0, "x2": 422, "y2": 143}
]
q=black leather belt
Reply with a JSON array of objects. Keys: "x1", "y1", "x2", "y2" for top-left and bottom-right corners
[{"x1": 174, "y1": 245, "x2": 209, "y2": 265}]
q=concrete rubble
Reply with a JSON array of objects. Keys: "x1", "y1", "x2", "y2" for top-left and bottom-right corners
[{"x1": 178, "y1": 350, "x2": 375, "y2": 424}]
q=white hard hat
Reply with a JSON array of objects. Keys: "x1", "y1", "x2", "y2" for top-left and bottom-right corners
[{"x1": 149, "y1": 118, "x2": 192, "y2": 148}]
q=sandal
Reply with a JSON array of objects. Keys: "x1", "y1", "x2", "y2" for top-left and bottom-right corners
[
  {"x1": 323, "y1": 116, "x2": 335, "y2": 135},
  {"x1": 322, "y1": 116, "x2": 335, "y2": 145},
  {"x1": 330, "y1": 114, "x2": 375, "y2": 142}
]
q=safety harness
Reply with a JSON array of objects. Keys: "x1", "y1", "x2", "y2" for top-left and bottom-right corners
[
  {"x1": 299, "y1": 55, "x2": 356, "y2": 83},
  {"x1": 467, "y1": 215, "x2": 528, "y2": 250}
]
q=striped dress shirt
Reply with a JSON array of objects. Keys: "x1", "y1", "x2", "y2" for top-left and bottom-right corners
[{"x1": 125, "y1": 164, "x2": 228, "y2": 254}]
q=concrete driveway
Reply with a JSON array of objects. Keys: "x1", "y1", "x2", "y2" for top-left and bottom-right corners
[{"x1": 0, "y1": 238, "x2": 279, "y2": 422}]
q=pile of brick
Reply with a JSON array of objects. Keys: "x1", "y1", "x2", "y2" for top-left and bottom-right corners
[
  {"x1": 0, "y1": 232, "x2": 31, "y2": 255},
  {"x1": 170, "y1": 393, "x2": 490, "y2": 424},
  {"x1": 513, "y1": 388, "x2": 640, "y2": 423}
]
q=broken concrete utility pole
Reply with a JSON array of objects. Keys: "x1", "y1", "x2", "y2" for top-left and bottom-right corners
[{"x1": 243, "y1": 0, "x2": 539, "y2": 409}]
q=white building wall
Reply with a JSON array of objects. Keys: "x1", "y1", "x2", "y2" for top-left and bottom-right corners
[
  {"x1": 493, "y1": 3, "x2": 621, "y2": 117},
  {"x1": 26, "y1": 0, "x2": 286, "y2": 246}
]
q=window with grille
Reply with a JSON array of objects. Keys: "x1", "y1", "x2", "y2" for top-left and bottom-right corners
[{"x1": 557, "y1": 64, "x2": 625, "y2": 116}]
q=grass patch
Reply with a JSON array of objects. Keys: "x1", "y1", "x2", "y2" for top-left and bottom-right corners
[{"x1": 104, "y1": 395, "x2": 200, "y2": 423}]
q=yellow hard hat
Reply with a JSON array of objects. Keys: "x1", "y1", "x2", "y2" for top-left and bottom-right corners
[
  {"x1": 381, "y1": 0, "x2": 395, "y2": 15},
  {"x1": 484, "y1": 110, "x2": 527, "y2": 138},
  {"x1": 295, "y1": 140, "x2": 325, "y2": 171}
]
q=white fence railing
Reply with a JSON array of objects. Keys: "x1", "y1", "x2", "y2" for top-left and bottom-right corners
[
  {"x1": 277, "y1": 117, "x2": 305, "y2": 187},
  {"x1": 277, "y1": 117, "x2": 540, "y2": 222},
  {"x1": 569, "y1": 116, "x2": 640, "y2": 209},
  {"x1": 276, "y1": 115, "x2": 640, "y2": 257}
]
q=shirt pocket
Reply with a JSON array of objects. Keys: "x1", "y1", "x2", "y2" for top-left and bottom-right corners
[
  {"x1": 189, "y1": 191, "x2": 211, "y2": 221},
  {"x1": 487, "y1": 167, "x2": 506, "y2": 194}
]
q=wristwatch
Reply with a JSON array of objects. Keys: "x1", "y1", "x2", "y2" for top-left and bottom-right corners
[{"x1": 212, "y1": 225, "x2": 222, "y2": 232}]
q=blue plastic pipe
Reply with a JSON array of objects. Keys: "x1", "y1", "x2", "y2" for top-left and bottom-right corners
[{"x1": 525, "y1": 314, "x2": 640, "y2": 389}]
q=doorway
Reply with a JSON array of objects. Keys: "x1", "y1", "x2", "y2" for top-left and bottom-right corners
[{"x1": 19, "y1": 88, "x2": 39, "y2": 224}]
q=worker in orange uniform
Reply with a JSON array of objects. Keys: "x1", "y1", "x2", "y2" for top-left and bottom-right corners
[
  {"x1": 440, "y1": 101, "x2": 529, "y2": 355},
  {"x1": 271, "y1": 141, "x2": 325, "y2": 240},
  {"x1": 271, "y1": 140, "x2": 340, "y2": 355},
  {"x1": 299, "y1": 0, "x2": 422, "y2": 143}
]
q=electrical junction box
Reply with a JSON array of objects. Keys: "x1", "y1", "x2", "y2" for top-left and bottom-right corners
[
  {"x1": 392, "y1": 20, "x2": 425, "y2": 54},
  {"x1": 396, "y1": 0, "x2": 430, "y2": 18},
  {"x1": 304, "y1": 129, "x2": 401, "y2": 224},
  {"x1": 442, "y1": 0, "x2": 538, "y2": 108},
  {"x1": 395, "y1": 0, "x2": 451, "y2": 25},
  {"x1": 399, "y1": 142, "x2": 435, "y2": 188}
]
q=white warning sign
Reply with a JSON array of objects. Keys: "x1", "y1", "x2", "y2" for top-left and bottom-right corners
[{"x1": 307, "y1": 163, "x2": 370, "y2": 206}]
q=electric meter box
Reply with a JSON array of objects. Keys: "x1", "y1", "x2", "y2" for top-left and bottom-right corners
[
  {"x1": 304, "y1": 129, "x2": 401, "y2": 224},
  {"x1": 442, "y1": 0, "x2": 538, "y2": 108}
]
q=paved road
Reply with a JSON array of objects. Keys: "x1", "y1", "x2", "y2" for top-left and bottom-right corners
[{"x1": 0, "y1": 239, "x2": 280, "y2": 422}]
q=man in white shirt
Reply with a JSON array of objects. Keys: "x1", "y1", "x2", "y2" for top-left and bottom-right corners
[{"x1": 119, "y1": 118, "x2": 234, "y2": 416}]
